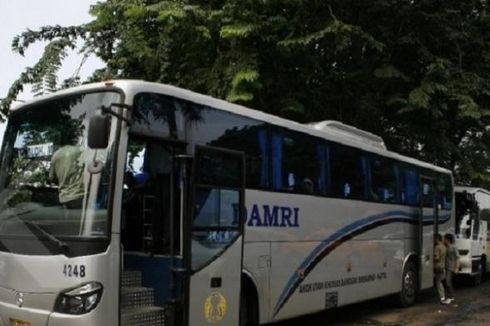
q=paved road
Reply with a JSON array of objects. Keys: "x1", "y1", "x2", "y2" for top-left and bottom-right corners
[{"x1": 273, "y1": 279, "x2": 490, "y2": 325}]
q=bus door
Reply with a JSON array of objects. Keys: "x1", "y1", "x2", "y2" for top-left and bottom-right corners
[
  {"x1": 418, "y1": 176, "x2": 438, "y2": 290},
  {"x1": 185, "y1": 146, "x2": 245, "y2": 326}
]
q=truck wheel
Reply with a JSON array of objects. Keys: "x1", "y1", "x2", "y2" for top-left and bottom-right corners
[
  {"x1": 399, "y1": 261, "x2": 418, "y2": 307},
  {"x1": 472, "y1": 261, "x2": 483, "y2": 286},
  {"x1": 482, "y1": 255, "x2": 487, "y2": 281}
]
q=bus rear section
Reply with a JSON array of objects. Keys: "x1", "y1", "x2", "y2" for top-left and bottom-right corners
[{"x1": 454, "y1": 187, "x2": 490, "y2": 284}]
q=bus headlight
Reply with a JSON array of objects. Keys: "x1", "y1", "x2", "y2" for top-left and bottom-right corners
[{"x1": 54, "y1": 282, "x2": 103, "y2": 315}]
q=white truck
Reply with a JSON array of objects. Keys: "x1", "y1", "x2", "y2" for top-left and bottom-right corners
[{"x1": 454, "y1": 187, "x2": 490, "y2": 284}]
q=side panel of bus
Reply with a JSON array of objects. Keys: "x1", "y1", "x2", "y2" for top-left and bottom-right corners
[{"x1": 243, "y1": 190, "x2": 453, "y2": 323}]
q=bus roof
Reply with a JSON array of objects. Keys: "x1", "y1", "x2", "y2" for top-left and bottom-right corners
[
  {"x1": 13, "y1": 79, "x2": 452, "y2": 175},
  {"x1": 455, "y1": 186, "x2": 490, "y2": 195}
]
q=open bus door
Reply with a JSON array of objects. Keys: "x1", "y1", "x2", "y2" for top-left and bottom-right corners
[
  {"x1": 418, "y1": 176, "x2": 439, "y2": 290},
  {"x1": 184, "y1": 146, "x2": 245, "y2": 326}
]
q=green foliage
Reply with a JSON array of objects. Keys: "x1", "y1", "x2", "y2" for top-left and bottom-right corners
[
  {"x1": 220, "y1": 24, "x2": 256, "y2": 38},
  {"x1": 227, "y1": 68, "x2": 260, "y2": 102},
  {"x1": 2, "y1": 0, "x2": 490, "y2": 187}
]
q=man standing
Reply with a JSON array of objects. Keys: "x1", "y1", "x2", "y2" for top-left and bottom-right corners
[
  {"x1": 50, "y1": 144, "x2": 85, "y2": 209},
  {"x1": 444, "y1": 233, "x2": 459, "y2": 304},
  {"x1": 434, "y1": 234, "x2": 447, "y2": 304}
]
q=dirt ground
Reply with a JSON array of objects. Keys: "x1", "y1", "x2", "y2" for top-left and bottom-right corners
[{"x1": 273, "y1": 278, "x2": 490, "y2": 325}]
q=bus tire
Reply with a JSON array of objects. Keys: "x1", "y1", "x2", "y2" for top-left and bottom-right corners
[
  {"x1": 399, "y1": 261, "x2": 417, "y2": 307},
  {"x1": 240, "y1": 278, "x2": 259, "y2": 326}
]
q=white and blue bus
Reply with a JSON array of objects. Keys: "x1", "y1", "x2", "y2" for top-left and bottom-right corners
[{"x1": 0, "y1": 80, "x2": 454, "y2": 326}]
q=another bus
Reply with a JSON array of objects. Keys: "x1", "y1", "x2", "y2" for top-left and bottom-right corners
[
  {"x1": 455, "y1": 186, "x2": 490, "y2": 284},
  {"x1": 0, "y1": 80, "x2": 454, "y2": 326}
]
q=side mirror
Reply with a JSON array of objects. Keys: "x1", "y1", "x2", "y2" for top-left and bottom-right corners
[
  {"x1": 481, "y1": 209, "x2": 490, "y2": 221},
  {"x1": 88, "y1": 115, "x2": 111, "y2": 149}
]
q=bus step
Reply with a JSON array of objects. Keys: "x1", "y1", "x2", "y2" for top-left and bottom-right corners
[
  {"x1": 122, "y1": 286, "x2": 155, "y2": 309},
  {"x1": 121, "y1": 306, "x2": 166, "y2": 326},
  {"x1": 122, "y1": 270, "x2": 143, "y2": 287}
]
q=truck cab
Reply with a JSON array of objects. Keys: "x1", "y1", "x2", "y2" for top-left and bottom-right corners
[{"x1": 454, "y1": 187, "x2": 490, "y2": 284}]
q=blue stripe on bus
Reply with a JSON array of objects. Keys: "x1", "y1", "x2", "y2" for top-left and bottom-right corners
[{"x1": 272, "y1": 210, "x2": 451, "y2": 318}]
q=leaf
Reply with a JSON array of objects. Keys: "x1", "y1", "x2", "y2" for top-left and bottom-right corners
[
  {"x1": 374, "y1": 64, "x2": 409, "y2": 81},
  {"x1": 454, "y1": 95, "x2": 481, "y2": 119},
  {"x1": 195, "y1": 26, "x2": 211, "y2": 40},
  {"x1": 226, "y1": 90, "x2": 254, "y2": 102},
  {"x1": 279, "y1": 19, "x2": 384, "y2": 52},
  {"x1": 280, "y1": 99, "x2": 305, "y2": 116},
  {"x1": 124, "y1": 5, "x2": 146, "y2": 20},
  {"x1": 226, "y1": 68, "x2": 260, "y2": 103},
  {"x1": 231, "y1": 69, "x2": 259, "y2": 88},
  {"x1": 408, "y1": 87, "x2": 431, "y2": 109},
  {"x1": 220, "y1": 24, "x2": 256, "y2": 38}
]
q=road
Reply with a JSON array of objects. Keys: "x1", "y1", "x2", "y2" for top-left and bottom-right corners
[{"x1": 273, "y1": 279, "x2": 490, "y2": 325}]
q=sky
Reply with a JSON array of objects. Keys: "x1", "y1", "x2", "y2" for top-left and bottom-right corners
[{"x1": 0, "y1": 0, "x2": 104, "y2": 141}]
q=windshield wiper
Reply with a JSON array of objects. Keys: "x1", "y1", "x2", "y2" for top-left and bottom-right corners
[{"x1": 23, "y1": 221, "x2": 69, "y2": 254}]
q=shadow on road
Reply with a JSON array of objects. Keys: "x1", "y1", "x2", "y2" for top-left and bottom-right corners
[
  {"x1": 271, "y1": 294, "x2": 405, "y2": 326},
  {"x1": 271, "y1": 278, "x2": 490, "y2": 326}
]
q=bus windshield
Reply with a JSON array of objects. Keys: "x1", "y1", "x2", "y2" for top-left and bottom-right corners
[{"x1": 0, "y1": 91, "x2": 120, "y2": 249}]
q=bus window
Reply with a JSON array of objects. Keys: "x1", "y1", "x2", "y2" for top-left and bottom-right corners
[
  {"x1": 195, "y1": 108, "x2": 269, "y2": 189},
  {"x1": 133, "y1": 93, "x2": 269, "y2": 189},
  {"x1": 369, "y1": 156, "x2": 398, "y2": 203},
  {"x1": 193, "y1": 189, "x2": 239, "y2": 228},
  {"x1": 437, "y1": 174, "x2": 453, "y2": 210},
  {"x1": 401, "y1": 167, "x2": 419, "y2": 206},
  {"x1": 271, "y1": 130, "x2": 325, "y2": 195},
  {"x1": 330, "y1": 145, "x2": 366, "y2": 200},
  {"x1": 421, "y1": 178, "x2": 435, "y2": 208},
  {"x1": 191, "y1": 149, "x2": 242, "y2": 271}
]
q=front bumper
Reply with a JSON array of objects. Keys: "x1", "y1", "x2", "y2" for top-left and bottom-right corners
[{"x1": 0, "y1": 287, "x2": 55, "y2": 326}]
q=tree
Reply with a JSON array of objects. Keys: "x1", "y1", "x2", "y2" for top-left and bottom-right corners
[{"x1": 1, "y1": 0, "x2": 490, "y2": 186}]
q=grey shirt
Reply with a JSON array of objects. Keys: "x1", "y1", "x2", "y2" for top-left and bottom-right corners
[
  {"x1": 49, "y1": 145, "x2": 85, "y2": 204},
  {"x1": 445, "y1": 244, "x2": 459, "y2": 272}
]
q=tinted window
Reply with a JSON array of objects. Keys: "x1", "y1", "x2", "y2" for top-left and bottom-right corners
[
  {"x1": 193, "y1": 189, "x2": 240, "y2": 227},
  {"x1": 400, "y1": 166, "x2": 419, "y2": 206},
  {"x1": 421, "y1": 176, "x2": 435, "y2": 208},
  {"x1": 271, "y1": 130, "x2": 326, "y2": 194},
  {"x1": 437, "y1": 173, "x2": 453, "y2": 210},
  {"x1": 207, "y1": 122, "x2": 268, "y2": 189},
  {"x1": 369, "y1": 156, "x2": 398, "y2": 203},
  {"x1": 330, "y1": 145, "x2": 366, "y2": 199},
  {"x1": 197, "y1": 150, "x2": 242, "y2": 188},
  {"x1": 133, "y1": 93, "x2": 268, "y2": 189},
  {"x1": 132, "y1": 93, "x2": 184, "y2": 138},
  {"x1": 192, "y1": 149, "x2": 243, "y2": 271}
]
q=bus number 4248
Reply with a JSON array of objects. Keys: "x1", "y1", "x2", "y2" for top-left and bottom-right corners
[{"x1": 63, "y1": 264, "x2": 86, "y2": 278}]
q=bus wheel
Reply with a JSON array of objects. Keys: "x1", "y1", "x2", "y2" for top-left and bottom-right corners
[
  {"x1": 240, "y1": 282, "x2": 259, "y2": 326},
  {"x1": 399, "y1": 261, "x2": 417, "y2": 307}
]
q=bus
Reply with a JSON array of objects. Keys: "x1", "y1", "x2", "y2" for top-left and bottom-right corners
[
  {"x1": 455, "y1": 187, "x2": 490, "y2": 284},
  {"x1": 0, "y1": 80, "x2": 454, "y2": 326}
]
